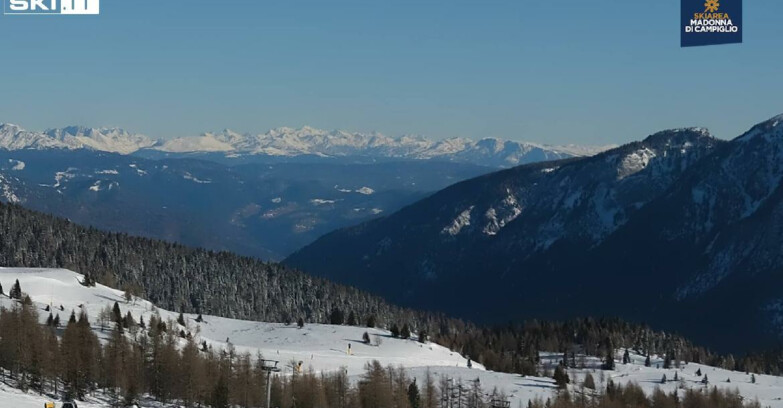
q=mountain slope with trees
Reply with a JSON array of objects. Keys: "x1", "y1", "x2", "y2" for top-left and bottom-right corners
[{"x1": 286, "y1": 114, "x2": 783, "y2": 352}]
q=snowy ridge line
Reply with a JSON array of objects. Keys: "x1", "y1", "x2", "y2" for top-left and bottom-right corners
[{"x1": 0, "y1": 122, "x2": 612, "y2": 167}]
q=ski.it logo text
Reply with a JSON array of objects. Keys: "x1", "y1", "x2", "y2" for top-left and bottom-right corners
[{"x1": 5, "y1": 0, "x2": 99, "y2": 15}]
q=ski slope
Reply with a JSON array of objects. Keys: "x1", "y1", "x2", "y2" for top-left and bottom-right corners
[{"x1": 2, "y1": 268, "x2": 783, "y2": 408}]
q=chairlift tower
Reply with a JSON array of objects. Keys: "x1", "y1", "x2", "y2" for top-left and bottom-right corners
[{"x1": 260, "y1": 359, "x2": 281, "y2": 408}]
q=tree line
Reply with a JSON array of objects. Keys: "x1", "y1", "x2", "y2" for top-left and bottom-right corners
[
  {"x1": 528, "y1": 382, "x2": 761, "y2": 408},
  {"x1": 432, "y1": 317, "x2": 778, "y2": 377},
  {"x1": 0, "y1": 296, "x2": 762, "y2": 408},
  {"x1": 0, "y1": 295, "x2": 502, "y2": 408}
]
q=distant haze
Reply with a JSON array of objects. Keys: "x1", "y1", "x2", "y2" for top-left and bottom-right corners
[{"x1": 0, "y1": 1, "x2": 781, "y2": 144}]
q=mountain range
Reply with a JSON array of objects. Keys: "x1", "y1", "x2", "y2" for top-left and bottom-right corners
[
  {"x1": 0, "y1": 123, "x2": 610, "y2": 168},
  {"x1": 286, "y1": 114, "x2": 783, "y2": 353},
  {"x1": 0, "y1": 122, "x2": 609, "y2": 260}
]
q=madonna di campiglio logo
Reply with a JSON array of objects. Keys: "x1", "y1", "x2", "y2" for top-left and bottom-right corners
[
  {"x1": 681, "y1": 0, "x2": 742, "y2": 47},
  {"x1": 704, "y1": 0, "x2": 720, "y2": 13}
]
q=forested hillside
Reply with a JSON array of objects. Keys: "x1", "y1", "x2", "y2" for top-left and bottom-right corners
[{"x1": 0, "y1": 201, "x2": 439, "y2": 330}]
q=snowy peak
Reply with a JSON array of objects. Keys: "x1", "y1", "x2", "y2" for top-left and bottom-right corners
[
  {"x1": 0, "y1": 123, "x2": 157, "y2": 154},
  {"x1": 640, "y1": 127, "x2": 714, "y2": 149},
  {"x1": 0, "y1": 123, "x2": 68, "y2": 150},
  {"x1": 156, "y1": 125, "x2": 609, "y2": 167},
  {"x1": 45, "y1": 126, "x2": 158, "y2": 154},
  {"x1": 0, "y1": 122, "x2": 610, "y2": 167}
]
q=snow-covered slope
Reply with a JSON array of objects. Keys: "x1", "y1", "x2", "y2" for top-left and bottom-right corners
[
  {"x1": 1, "y1": 268, "x2": 782, "y2": 407},
  {"x1": 0, "y1": 122, "x2": 609, "y2": 168},
  {"x1": 0, "y1": 268, "x2": 476, "y2": 375}
]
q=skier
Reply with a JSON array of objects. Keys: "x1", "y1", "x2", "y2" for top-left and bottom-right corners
[{"x1": 347, "y1": 343, "x2": 352, "y2": 355}]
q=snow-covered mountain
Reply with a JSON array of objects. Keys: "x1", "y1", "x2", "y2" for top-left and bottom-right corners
[
  {"x1": 286, "y1": 114, "x2": 783, "y2": 352},
  {"x1": 0, "y1": 123, "x2": 610, "y2": 168},
  {"x1": 159, "y1": 126, "x2": 610, "y2": 167},
  {"x1": 0, "y1": 123, "x2": 157, "y2": 154},
  {"x1": 45, "y1": 125, "x2": 159, "y2": 154}
]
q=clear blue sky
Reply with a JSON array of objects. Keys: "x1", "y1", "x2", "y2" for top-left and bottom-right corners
[{"x1": 1, "y1": 0, "x2": 781, "y2": 145}]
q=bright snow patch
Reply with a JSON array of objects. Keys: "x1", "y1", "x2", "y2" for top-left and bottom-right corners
[
  {"x1": 88, "y1": 180, "x2": 118, "y2": 192},
  {"x1": 617, "y1": 148, "x2": 656, "y2": 180},
  {"x1": 183, "y1": 172, "x2": 212, "y2": 184},
  {"x1": 8, "y1": 159, "x2": 25, "y2": 171},
  {"x1": 442, "y1": 206, "x2": 474, "y2": 236},
  {"x1": 482, "y1": 190, "x2": 522, "y2": 235},
  {"x1": 0, "y1": 174, "x2": 21, "y2": 203}
]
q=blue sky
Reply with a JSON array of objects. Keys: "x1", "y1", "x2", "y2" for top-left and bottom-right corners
[{"x1": 0, "y1": 0, "x2": 781, "y2": 145}]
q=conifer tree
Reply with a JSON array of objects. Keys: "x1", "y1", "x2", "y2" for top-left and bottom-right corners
[
  {"x1": 0, "y1": 280, "x2": 3, "y2": 295},
  {"x1": 583, "y1": 373, "x2": 595, "y2": 390},
  {"x1": 645, "y1": 355, "x2": 651, "y2": 367},
  {"x1": 177, "y1": 312, "x2": 186, "y2": 326},
  {"x1": 9, "y1": 279, "x2": 22, "y2": 300},
  {"x1": 664, "y1": 349, "x2": 676, "y2": 369},
  {"x1": 211, "y1": 375, "x2": 230, "y2": 408},
  {"x1": 553, "y1": 365, "x2": 569, "y2": 388},
  {"x1": 124, "y1": 311, "x2": 135, "y2": 329},
  {"x1": 112, "y1": 301, "x2": 122, "y2": 324},
  {"x1": 623, "y1": 349, "x2": 630, "y2": 364},
  {"x1": 80, "y1": 272, "x2": 96, "y2": 287},
  {"x1": 661, "y1": 374, "x2": 667, "y2": 384},
  {"x1": 408, "y1": 379, "x2": 421, "y2": 408},
  {"x1": 390, "y1": 324, "x2": 400, "y2": 338},
  {"x1": 366, "y1": 315, "x2": 376, "y2": 328},
  {"x1": 330, "y1": 308, "x2": 344, "y2": 325},
  {"x1": 297, "y1": 317, "x2": 304, "y2": 328},
  {"x1": 401, "y1": 324, "x2": 411, "y2": 339},
  {"x1": 347, "y1": 311, "x2": 357, "y2": 326}
]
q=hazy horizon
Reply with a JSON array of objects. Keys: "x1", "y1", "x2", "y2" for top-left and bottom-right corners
[{"x1": 2, "y1": 1, "x2": 781, "y2": 145}]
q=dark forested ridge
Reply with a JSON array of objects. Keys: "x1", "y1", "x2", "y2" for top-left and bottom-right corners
[{"x1": 0, "y1": 200, "x2": 440, "y2": 330}]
